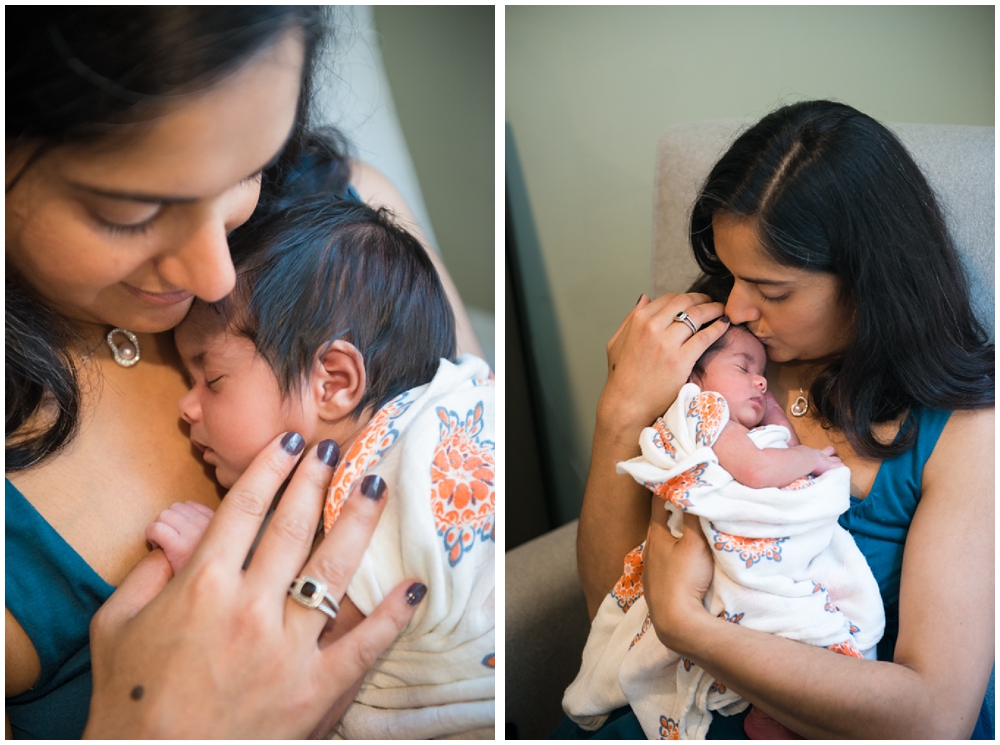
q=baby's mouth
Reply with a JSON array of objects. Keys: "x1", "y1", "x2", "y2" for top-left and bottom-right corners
[{"x1": 192, "y1": 440, "x2": 215, "y2": 463}]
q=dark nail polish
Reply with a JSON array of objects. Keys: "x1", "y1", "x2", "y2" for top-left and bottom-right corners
[
  {"x1": 405, "y1": 582, "x2": 427, "y2": 606},
  {"x1": 360, "y1": 474, "x2": 386, "y2": 501},
  {"x1": 636, "y1": 294, "x2": 644, "y2": 306},
  {"x1": 720, "y1": 316, "x2": 731, "y2": 324},
  {"x1": 317, "y1": 439, "x2": 340, "y2": 468},
  {"x1": 281, "y1": 432, "x2": 304, "y2": 455}
]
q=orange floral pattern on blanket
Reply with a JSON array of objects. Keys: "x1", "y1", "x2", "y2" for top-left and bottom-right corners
[
  {"x1": 813, "y1": 583, "x2": 861, "y2": 635},
  {"x1": 611, "y1": 542, "x2": 645, "y2": 612},
  {"x1": 687, "y1": 390, "x2": 727, "y2": 447},
  {"x1": 658, "y1": 716, "x2": 680, "y2": 740},
  {"x1": 431, "y1": 402, "x2": 495, "y2": 566},
  {"x1": 323, "y1": 396, "x2": 413, "y2": 532},
  {"x1": 711, "y1": 526, "x2": 789, "y2": 568},
  {"x1": 826, "y1": 639, "x2": 864, "y2": 658},
  {"x1": 629, "y1": 613, "x2": 652, "y2": 650},
  {"x1": 651, "y1": 417, "x2": 678, "y2": 457},
  {"x1": 782, "y1": 474, "x2": 816, "y2": 491},
  {"x1": 647, "y1": 462, "x2": 710, "y2": 511}
]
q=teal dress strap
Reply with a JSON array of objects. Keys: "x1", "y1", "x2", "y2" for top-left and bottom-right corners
[{"x1": 5, "y1": 479, "x2": 115, "y2": 739}]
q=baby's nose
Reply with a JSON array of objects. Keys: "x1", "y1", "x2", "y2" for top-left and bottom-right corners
[
  {"x1": 755, "y1": 375, "x2": 767, "y2": 392},
  {"x1": 178, "y1": 389, "x2": 200, "y2": 424}
]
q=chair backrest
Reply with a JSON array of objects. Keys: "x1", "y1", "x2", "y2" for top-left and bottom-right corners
[{"x1": 651, "y1": 120, "x2": 995, "y2": 340}]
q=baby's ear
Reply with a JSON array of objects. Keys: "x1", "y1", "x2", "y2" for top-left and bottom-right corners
[{"x1": 309, "y1": 340, "x2": 367, "y2": 422}]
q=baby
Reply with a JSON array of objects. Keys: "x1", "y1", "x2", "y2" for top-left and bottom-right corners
[
  {"x1": 146, "y1": 196, "x2": 495, "y2": 739},
  {"x1": 687, "y1": 323, "x2": 842, "y2": 486},
  {"x1": 563, "y1": 324, "x2": 883, "y2": 739}
]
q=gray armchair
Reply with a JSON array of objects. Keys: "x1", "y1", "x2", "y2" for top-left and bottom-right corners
[{"x1": 505, "y1": 120, "x2": 994, "y2": 739}]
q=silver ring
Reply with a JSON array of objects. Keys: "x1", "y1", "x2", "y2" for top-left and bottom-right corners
[
  {"x1": 289, "y1": 575, "x2": 340, "y2": 620},
  {"x1": 673, "y1": 311, "x2": 698, "y2": 335}
]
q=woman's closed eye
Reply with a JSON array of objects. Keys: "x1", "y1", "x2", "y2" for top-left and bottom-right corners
[
  {"x1": 90, "y1": 201, "x2": 162, "y2": 237},
  {"x1": 205, "y1": 375, "x2": 224, "y2": 391},
  {"x1": 758, "y1": 288, "x2": 790, "y2": 304}
]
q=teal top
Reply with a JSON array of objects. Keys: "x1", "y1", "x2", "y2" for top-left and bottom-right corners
[
  {"x1": 550, "y1": 405, "x2": 994, "y2": 740},
  {"x1": 5, "y1": 479, "x2": 115, "y2": 739}
]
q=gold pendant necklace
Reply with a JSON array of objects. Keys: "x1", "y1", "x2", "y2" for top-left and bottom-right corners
[
  {"x1": 790, "y1": 389, "x2": 809, "y2": 417},
  {"x1": 790, "y1": 367, "x2": 809, "y2": 417}
]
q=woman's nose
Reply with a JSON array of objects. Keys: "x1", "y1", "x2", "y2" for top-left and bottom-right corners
[
  {"x1": 155, "y1": 184, "x2": 257, "y2": 302},
  {"x1": 157, "y1": 220, "x2": 237, "y2": 303},
  {"x1": 178, "y1": 388, "x2": 201, "y2": 425},
  {"x1": 724, "y1": 282, "x2": 760, "y2": 326}
]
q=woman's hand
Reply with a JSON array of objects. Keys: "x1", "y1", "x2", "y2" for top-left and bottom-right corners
[
  {"x1": 578, "y1": 292, "x2": 727, "y2": 616},
  {"x1": 642, "y1": 506, "x2": 713, "y2": 653},
  {"x1": 84, "y1": 434, "x2": 423, "y2": 739},
  {"x1": 598, "y1": 293, "x2": 728, "y2": 440}
]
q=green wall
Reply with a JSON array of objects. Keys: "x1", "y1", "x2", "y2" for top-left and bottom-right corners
[
  {"x1": 376, "y1": 6, "x2": 495, "y2": 315},
  {"x1": 506, "y1": 6, "x2": 995, "y2": 523}
]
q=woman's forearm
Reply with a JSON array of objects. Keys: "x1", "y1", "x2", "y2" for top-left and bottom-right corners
[
  {"x1": 670, "y1": 609, "x2": 975, "y2": 739},
  {"x1": 577, "y1": 409, "x2": 653, "y2": 619}
]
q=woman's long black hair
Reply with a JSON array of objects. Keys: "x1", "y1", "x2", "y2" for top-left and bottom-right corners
[
  {"x1": 6, "y1": 7, "x2": 348, "y2": 471},
  {"x1": 690, "y1": 100, "x2": 994, "y2": 459}
]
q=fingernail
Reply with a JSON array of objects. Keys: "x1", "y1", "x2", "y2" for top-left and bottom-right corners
[
  {"x1": 636, "y1": 294, "x2": 644, "y2": 305},
  {"x1": 720, "y1": 316, "x2": 731, "y2": 324},
  {"x1": 281, "y1": 432, "x2": 304, "y2": 455},
  {"x1": 317, "y1": 439, "x2": 340, "y2": 468},
  {"x1": 405, "y1": 582, "x2": 427, "y2": 605},
  {"x1": 360, "y1": 474, "x2": 386, "y2": 501}
]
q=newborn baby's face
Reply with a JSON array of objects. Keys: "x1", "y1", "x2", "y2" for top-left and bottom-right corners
[
  {"x1": 696, "y1": 330, "x2": 768, "y2": 428},
  {"x1": 174, "y1": 300, "x2": 313, "y2": 488}
]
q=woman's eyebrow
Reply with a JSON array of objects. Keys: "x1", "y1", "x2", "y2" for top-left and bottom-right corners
[
  {"x1": 736, "y1": 274, "x2": 793, "y2": 286},
  {"x1": 66, "y1": 143, "x2": 289, "y2": 205}
]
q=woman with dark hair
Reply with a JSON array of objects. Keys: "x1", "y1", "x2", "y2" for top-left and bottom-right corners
[
  {"x1": 574, "y1": 100, "x2": 993, "y2": 738},
  {"x1": 6, "y1": 7, "x2": 479, "y2": 739}
]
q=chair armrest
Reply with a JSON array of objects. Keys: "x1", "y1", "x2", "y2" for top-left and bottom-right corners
[{"x1": 505, "y1": 520, "x2": 591, "y2": 739}]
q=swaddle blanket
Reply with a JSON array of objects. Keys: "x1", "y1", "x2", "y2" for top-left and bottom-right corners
[
  {"x1": 322, "y1": 355, "x2": 495, "y2": 739},
  {"x1": 563, "y1": 383, "x2": 883, "y2": 739}
]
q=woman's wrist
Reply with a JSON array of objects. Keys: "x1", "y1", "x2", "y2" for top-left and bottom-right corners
[
  {"x1": 653, "y1": 595, "x2": 714, "y2": 657},
  {"x1": 594, "y1": 393, "x2": 655, "y2": 450}
]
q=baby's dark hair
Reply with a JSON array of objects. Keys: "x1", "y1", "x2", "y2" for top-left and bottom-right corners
[
  {"x1": 691, "y1": 323, "x2": 757, "y2": 378},
  {"x1": 221, "y1": 195, "x2": 457, "y2": 418}
]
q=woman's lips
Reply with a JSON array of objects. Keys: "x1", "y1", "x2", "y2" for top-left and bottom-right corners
[{"x1": 120, "y1": 282, "x2": 193, "y2": 307}]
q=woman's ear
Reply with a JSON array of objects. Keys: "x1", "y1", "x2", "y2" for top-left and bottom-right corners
[{"x1": 308, "y1": 340, "x2": 367, "y2": 422}]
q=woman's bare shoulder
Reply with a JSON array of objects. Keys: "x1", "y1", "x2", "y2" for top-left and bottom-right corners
[
  {"x1": 347, "y1": 161, "x2": 417, "y2": 222},
  {"x1": 922, "y1": 407, "x2": 995, "y2": 501}
]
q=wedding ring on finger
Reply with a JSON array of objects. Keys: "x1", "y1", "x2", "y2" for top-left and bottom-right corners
[
  {"x1": 673, "y1": 310, "x2": 698, "y2": 335},
  {"x1": 289, "y1": 575, "x2": 340, "y2": 620}
]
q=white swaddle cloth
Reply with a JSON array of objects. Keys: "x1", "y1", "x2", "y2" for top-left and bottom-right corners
[
  {"x1": 563, "y1": 383, "x2": 883, "y2": 739},
  {"x1": 322, "y1": 355, "x2": 495, "y2": 739}
]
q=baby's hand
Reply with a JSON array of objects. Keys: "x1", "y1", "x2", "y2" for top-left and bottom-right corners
[
  {"x1": 761, "y1": 391, "x2": 793, "y2": 428},
  {"x1": 811, "y1": 445, "x2": 843, "y2": 476},
  {"x1": 145, "y1": 501, "x2": 215, "y2": 576}
]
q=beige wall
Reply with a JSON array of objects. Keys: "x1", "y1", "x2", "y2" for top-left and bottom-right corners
[{"x1": 506, "y1": 6, "x2": 995, "y2": 521}]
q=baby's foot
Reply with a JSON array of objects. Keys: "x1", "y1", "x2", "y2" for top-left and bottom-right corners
[{"x1": 145, "y1": 501, "x2": 215, "y2": 575}]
